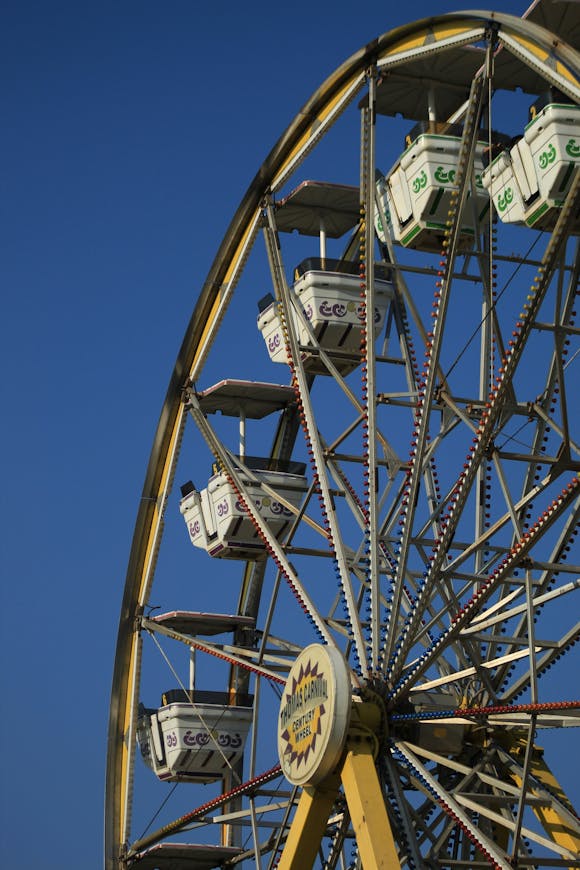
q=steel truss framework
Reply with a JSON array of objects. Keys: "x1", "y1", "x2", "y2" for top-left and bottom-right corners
[{"x1": 106, "y1": 9, "x2": 580, "y2": 870}]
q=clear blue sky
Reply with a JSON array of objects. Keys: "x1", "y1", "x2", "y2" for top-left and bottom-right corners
[{"x1": 0, "y1": 1, "x2": 559, "y2": 868}]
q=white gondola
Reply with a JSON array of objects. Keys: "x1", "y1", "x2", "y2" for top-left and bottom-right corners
[
  {"x1": 127, "y1": 844, "x2": 242, "y2": 869},
  {"x1": 376, "y1": 122, "x2": 494, "y2": 251},
  {"x1": 257, "y1": 259, "x2": 392, "y2": 375},
  {"x1": 482, "y1": 94, "x2": 580, "y2": 231},
  {"x1": 179, "y1": 381, "x2": 307, "y2": 559},
  {"x1": 138, "y1": 612, "x2": 256, "y2": 784},
  {"x1": 138, "y1": 690, "x2": 253, "y2": 783},
  {"x1": 257, "y1": 181, "x2": 393, "y2": 375},
  {"x1": 180, "y1": 460, "x2": 307, "y2": 559}
]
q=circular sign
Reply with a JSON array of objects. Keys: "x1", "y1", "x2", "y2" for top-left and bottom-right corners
[{"x1": 277, "y1": 644, "x2": 351, "y2": 786}]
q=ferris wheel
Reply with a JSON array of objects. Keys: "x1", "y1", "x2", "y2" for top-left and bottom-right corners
[{"x1": 106, "y1": 7, "x2": 580, "y2": 870}]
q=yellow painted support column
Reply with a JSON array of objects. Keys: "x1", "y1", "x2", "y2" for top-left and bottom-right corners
[
  {"x1": 514, "y1": 757, "x2": 580, "y2": 866},
  {"x1": 277, "y1": 776, "x2": 340, "y2": 870},
  {"x1": 505, "y1": 738, "x2": 580, "y2": 869},
  {"x1": 341, "y1": 744, "x2": 399, "y2": 869},
  {"x1": 277, "y1": 701, "x2": 398, "y2": 870}
]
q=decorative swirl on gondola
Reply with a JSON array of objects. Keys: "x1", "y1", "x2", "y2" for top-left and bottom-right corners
[
  {"x1": 434, "y1": 166, "x2": 456, "y2": 184},
  {"x1": 539, "y1": 142, "x2": 556, "y2": 169},
  {"x1": 412, "y1": 170, "x2": 427, "y2": 193},
  {"x1": 181, "y1": 730, "x2": 244, "y2": 749},
  {"x1": 497, "y1": 187, "x2": 514, "y2": 212},
  {"x1": 319, "y1": 301, "x2": 347, "y2": 318}
]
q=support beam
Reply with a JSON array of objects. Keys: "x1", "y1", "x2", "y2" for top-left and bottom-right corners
[
  {"x1": 510, "y1": 750, "x2": 580, "y2": 867},
  {"x1": 341, "y1": 745, "x2": 399, "y2": 868},
  {"x1": 277, "y1": 777, "x2": 340, "y2": 870},
  {"x1": 277, "y1": 702, "x2": 398, "y2": 869}
]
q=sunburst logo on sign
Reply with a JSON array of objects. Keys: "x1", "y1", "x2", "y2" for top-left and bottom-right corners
[
  {"x1": 278, "y1": 644, "x2": 351, "y2": 787},
  {"x1": 279, "y1": 659, "x2": 329, "y2": 769}
]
